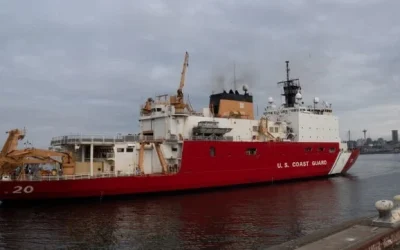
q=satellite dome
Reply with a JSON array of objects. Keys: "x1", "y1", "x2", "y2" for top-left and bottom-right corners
[
  {"x1": 268, "y1": 97, "x2": 274, "y2": 103},
  {"x1": 314, "y1": 97, "x2": 319, "y2": 103},
  {"x1": 295, "y1": 92, "x2": 302, "y2": 100},
  {"x1": 242, "y1": 84, "x2": 249, "y2": 92}
]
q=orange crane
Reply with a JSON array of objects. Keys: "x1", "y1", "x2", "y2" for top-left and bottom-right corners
[
  {"x1": 3, "y1": 148, "x2": 75, "y2": 174},
  {"x1": 0, "y1": 128, "x2": 25, "y2": 156},
  {"x1": 141, "y1": 97, "x2": 154, "y2": 115},
  {"x1": 170, "y1": 51, "x2": 193, "y2": 112},
  {"x1": 177, "y1": 51, "x2": 189, "y2": 104},
  {"x1": 141, "y1": 51, "x2": 192, "y2": 114},
  {"x1": 0, "y1": 153, "x2": 69, "y2": 180},
  {"x1": 0, "y1": 128, "x2": 76, "y2": 178}
]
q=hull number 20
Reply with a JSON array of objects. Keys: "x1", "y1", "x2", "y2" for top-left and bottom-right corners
[{"x1": 12, "y1": 185, "x2": 34, "y2": 194}]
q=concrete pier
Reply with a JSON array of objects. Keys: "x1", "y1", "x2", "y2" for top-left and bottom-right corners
[{"x1": 268, "y1": 195, "x2": 400, "y2": 250}]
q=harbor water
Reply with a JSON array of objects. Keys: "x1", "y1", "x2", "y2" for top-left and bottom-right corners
[{"x1": 0, "y1": 154, "x2": 399, "y2": 250}]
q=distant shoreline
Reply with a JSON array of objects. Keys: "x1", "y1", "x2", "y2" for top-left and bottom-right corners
[{"x1": 359, "y1": 151, "x2": 400, "y2": 155}]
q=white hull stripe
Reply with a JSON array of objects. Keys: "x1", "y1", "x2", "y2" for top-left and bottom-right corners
[
  {"x1": 329, "y1": 151, "x2": 342, "y2": 175},
  {"x1": 329, "y1": 151, "x2": 351, "y2": 175}
]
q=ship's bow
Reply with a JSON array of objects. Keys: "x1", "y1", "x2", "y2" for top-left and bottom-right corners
[{"x1": 341, "y1": 148, "x2": 360, "y2": 174}]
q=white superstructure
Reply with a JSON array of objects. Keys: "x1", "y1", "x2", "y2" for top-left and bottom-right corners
[
  {"x1": 51, "y1": 60, "x2": 350, "y2": 177},
  {"x1": 111, "y1": 60, "x2": 349, "y2": 176}
]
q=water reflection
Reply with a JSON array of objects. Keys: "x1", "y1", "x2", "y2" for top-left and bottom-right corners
[
  {"x1": 0, "y1": 179, "x2": 340, "y2": 250},
  {"x1": 0, "y1": 154, "x2": 399, "y2": 249},
  {"x1": 0, "y1": 201, "x2": 121, "y2": 249}
]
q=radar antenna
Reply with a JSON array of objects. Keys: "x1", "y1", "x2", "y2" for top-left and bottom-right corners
[
  {"x1": 277, "y1": 61, "x2": 301, "y2": 108},
  {"x1": 233, "y1": 62, "x2": 237, "y2": 91},
  {"x1": 286, "y1": 60, "x2": 290, "y2": 81},
  {"x1": 242, "y1": 84, "x2": 249, "y2": 94}
]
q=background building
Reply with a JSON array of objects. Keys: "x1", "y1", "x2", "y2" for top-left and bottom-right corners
[{"x1": 392, "y1": 130, "x2": 398, "y2": 143}]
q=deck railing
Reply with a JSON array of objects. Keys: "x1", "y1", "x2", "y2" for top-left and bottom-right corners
[
  {"x1": 1, "y1": 168, "x2": 183, "y2": 182},
  {"x1": 3, "y1": 171, "x2": 140, "y2": 182},
  {"x1": 51, "y1": 134, "x2": 350, "y2": 147},
  {"x1": 50, "y1": 134, "x2": 238, "y2": 145},
  {"x1": 189, "y1": 135, "x2": 234, "y2": 141},
  {"x1": 50, "y1": 134, "x2": 140, "y2": 145},
  {"x1": 51, "y1": 134, "x2": 352, "y2": 146}
]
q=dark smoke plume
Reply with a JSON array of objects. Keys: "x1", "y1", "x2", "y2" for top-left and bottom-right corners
[{"x1": 210, "y1": 62, "x2": 259, "y2": 94}]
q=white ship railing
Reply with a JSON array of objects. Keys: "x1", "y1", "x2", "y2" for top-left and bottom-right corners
[
  {"x1": 2, "y1": 168, "x2": 181, "y2": 182},
  {"x1": 50, "y1": 134, "x2": 140, "y2": 145},
  {"x1": 50, "y1": 134, "x2": 173, "y2": 145},
  {"x1": 50, "y1": 134, "x2": 239, "y2": 145},
  {"x1": 188, "y1": 135, "x2": 234, "y2": 141},
  {"x1": 4, "y1": 172, "x2": 142, "y2": 182},
  {"x1": 50, "y1": 135, "x2": 351, "y2": 146}
]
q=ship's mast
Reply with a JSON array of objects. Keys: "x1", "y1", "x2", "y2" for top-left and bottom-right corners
[
  {"x1": 233, "y1": 62, "x2": 237, "y2": 91},
  {"x1": 277, "y1": 61, "x2": 301, "y2": 108},
  {"x1": 286, "y1": 60, "x2": 290, "y2": 81}
]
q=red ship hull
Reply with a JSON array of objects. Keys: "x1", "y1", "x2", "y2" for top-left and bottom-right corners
[{"x1": 0, "y1": 141, "x2": 359, "y2": 202}]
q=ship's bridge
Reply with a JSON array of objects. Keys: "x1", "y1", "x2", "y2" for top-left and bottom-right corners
[
  {"x1": 263, "y1": 94, "x2": 339, "y2": 142},
  {"x1": 265, "y1": 107, "x2": 333, "y2": 116},
  {"x1": 149, "y1": 104, "x2": 167, "y2": 115},
  {"x1": 264, "y1": 94, "x2": 333, "y2": 117}
]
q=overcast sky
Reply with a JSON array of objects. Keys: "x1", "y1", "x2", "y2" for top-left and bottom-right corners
[{"x1": 0, "y1": 0, "x2": 399, "y2": 147}]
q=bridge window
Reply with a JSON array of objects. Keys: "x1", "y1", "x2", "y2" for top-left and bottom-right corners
[
  {"x1": 329, "y1": 148, "x2": 336, "y2": 153},
  {"x1": 210, "y1": 147, "x2": 216, "y2": 157},
  {"x1": 126, "y1": 147, "x2": 134, "y2": 152},
  {"x1": 246, "y1": 148, "x2": 257, "y2": 156},
  {"x1": 172, "y1": 147, "x2": 178, "y2": 152},
  {"x1": 117, "y1": 148, "x2": 124, "y2": 153},
  {"x1": 274, "y1": 127, "x2": 278, "y2": 133},
  {"x1": 304, "y1": 147, "x2": 312, "y2": 152},
  {"x1": 318, "y1": 147, "x2": 324, "y2": 152}
]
